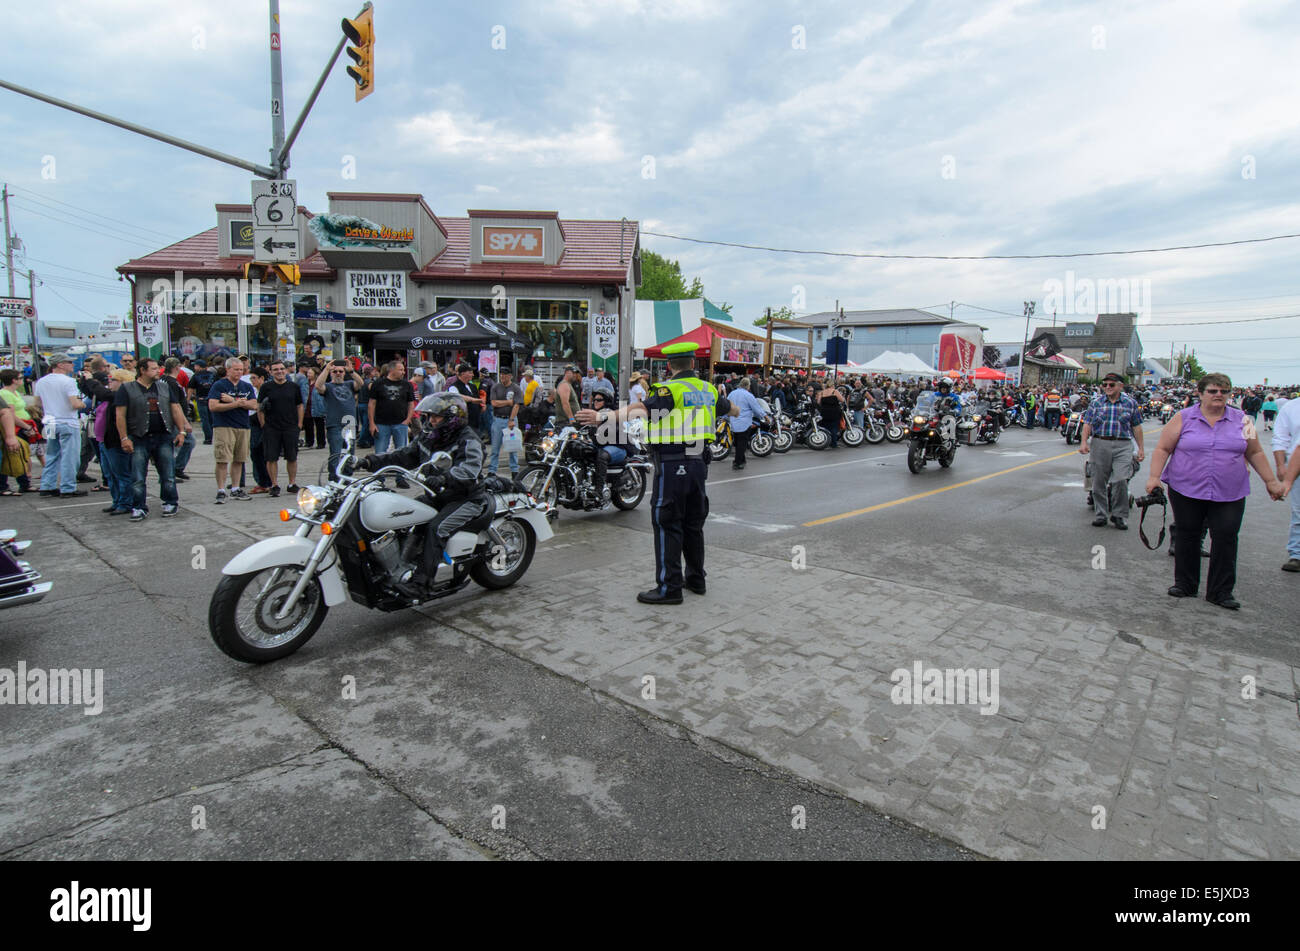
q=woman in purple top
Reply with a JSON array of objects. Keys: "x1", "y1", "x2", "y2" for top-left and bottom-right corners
[{"x1": 1145, "y1": 372, "x2": 1285, "y2": 609}]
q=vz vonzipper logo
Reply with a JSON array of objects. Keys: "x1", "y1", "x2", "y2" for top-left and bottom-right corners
[{"x1": 428, "y1": 313, "x2": 467, "y2": 331}]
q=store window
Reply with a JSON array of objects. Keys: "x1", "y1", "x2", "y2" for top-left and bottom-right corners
[
  {"x1": 170, "y1": 313, "x2": 241, "y2": 362},
  {"x1": 516, "y1": 299, "x2": 588, "y2": 362},
  {"x1": 434, "y1": 297, "x2": 503, "y2": 321}
]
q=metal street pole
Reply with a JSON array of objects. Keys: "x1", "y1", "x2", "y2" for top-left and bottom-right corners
[
  {"x1": 1019, "y1": 300, "x2": 1035, "y2": 387},
  {"x1": 27, "y1": 268, "x2": 37, "y2": 379},
  {"x1": 2, "y1": 184, "x2": 15, "y2": 367},
  {"x1": 269, "y1": 0, "x2": 294, "y2": 365}
]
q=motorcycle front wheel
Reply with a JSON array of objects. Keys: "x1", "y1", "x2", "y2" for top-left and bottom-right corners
[
  {"x1": 611, "y1": 467, "x2": 647, "y2": 509},
  {"x1": 209, "y1": 567, "x2": 329, "y2": 663},
  {"x1": 885, "y1": 425, "x2": 905, "y2": 443},
  {"x1": 939, "y1": 447, "x2": 956, "y2": 468},
  {"x1": 864, "y1": 423, "x2": 885, "y2": 444},
  {"x1": 749, "y1": 430, "x2": 774, "y2": 457},
  {"x1": 519, "y1": 466, "x2": 560, "y2": 512},
  {"x1": 708, "y1": 439, "x2": 731, "y2": 462},
  {"x1": 907, "y1": 442, "x2": 924, "y2": 473},
  {"x1": 773, "y1": 431, "x2": 793, "y2": 453},
  {"x1": 842, "y1": 425, "x2": 865, "y2": 447},
  {"x1": 806, "y1": 427, "x2": 829, "y2": 450}
]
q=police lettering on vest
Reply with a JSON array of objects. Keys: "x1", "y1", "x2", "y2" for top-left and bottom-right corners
[{"x1": 646, "y1": 378, "x2": 719, "y2": 444}]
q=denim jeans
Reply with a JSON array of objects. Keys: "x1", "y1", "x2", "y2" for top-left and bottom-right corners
[
  {"x1": 1289, "y1": 473, "x2": 1300, "y2": 559},
  {"x1": 852, "y1": 409, "x2": 865, "y2": 429},
  {"x1": 39, "y1": 421, "x2": 81, "y2": 493},
  {"x1": 488, "y1": 416, "x2": 520, "y2": 474},
  {"x1": 102, "y1": 445, "x2": 134, "y2": 511},
  {"x1": 356, "y1": 404, "x2": 372, "y2": 448},
  {"x1": 130, "y1": 433, "x2": 178, "y2": 511},
  {"x1": 174, "y1": 429, "x2": 196, "y2": 474},
  {"x1": 325, "y1": 424, "x2": 345, "y2": 479},
  {"x1": 197, "y1": 402, "x2": 213, "y2": 443},
  {"x1": 374, "y1": 422, "x2": 409, "y2": 454}
]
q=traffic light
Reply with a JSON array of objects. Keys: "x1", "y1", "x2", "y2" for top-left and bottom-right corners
[
  {"x1": 342, "y1": 5, "x2": 374, "y2": 102},
  {"x1": 243, "y1": 262, "x2": 300, "y2": 285}
]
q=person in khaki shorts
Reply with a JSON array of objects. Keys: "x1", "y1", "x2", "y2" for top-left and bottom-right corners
[{"x1": 208, "y1": 357, "x2": 258, "y2": 503}]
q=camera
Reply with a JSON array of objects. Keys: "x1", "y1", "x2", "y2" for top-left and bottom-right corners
[{"x1": 1132, "y1": 485, "x2": 1166, "y2": 509}]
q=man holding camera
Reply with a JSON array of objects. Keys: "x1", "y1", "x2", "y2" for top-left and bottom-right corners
[{"x1": 1079, "y1": 372, "x2": 1145, "y2": 530}]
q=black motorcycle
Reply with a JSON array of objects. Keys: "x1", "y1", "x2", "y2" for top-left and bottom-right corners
[
  {"x1": 906, "y1": 393, "x2": 958, "y2": 473},
  {"x1": 0, "y1": 528, "x2": 51, "y2": 609},
  {"x1": 519, "y1": 423, "x2": 650, "y2": 514}
]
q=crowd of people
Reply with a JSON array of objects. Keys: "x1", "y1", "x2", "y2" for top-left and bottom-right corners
[{"x1": 4, "y1": 352, "x2": 1298, "y2": 609}]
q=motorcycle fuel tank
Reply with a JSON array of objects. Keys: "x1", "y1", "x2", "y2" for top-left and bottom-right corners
[{"x1": 359, "y1": 492, "x2": 438, "y2": 533}]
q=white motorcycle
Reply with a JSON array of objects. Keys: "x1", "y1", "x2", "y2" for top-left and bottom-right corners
[{"x1": 208, "y1": 435, "x2": 552, "y2": 663}]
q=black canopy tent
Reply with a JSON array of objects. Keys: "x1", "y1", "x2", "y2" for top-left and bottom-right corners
[{"x1": 373, "y1": 300, "x2": 530, "y2": 353}]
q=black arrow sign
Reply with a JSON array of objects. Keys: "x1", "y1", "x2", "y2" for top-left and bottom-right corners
[{"x1": 262, "y1": 236, "x2": 296, "y2": 253}]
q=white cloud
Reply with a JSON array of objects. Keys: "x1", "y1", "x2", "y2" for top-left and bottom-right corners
[
  {"x1": 395, "y1": 109, "x2": 626, "y2": 166},
  {"x1": 474, "y1": 184, "x2": 500, "y2": 194}
]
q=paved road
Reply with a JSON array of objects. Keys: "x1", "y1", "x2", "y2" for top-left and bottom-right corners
[{"x1": 2, "y1": 421, "x2": 1296, "y2": 860}]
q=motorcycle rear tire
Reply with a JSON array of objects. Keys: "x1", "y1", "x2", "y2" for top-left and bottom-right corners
[
  {"x1": 470, "y1": 519, "x2": 537, "y2": 589},
  {"x1": 749, "y1": 431, "x2": 774, "y2": 457},
  {"x1": 209, "y1": 569, "x2": 329, "y2": 664},
  {"x1": 907, "y1": 442, "x2": 924, "y2": 473},
  {"x1": 610, "y1": 467, "x2": 647, "y2": 509}
]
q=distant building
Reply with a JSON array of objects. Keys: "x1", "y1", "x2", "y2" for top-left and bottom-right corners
[
  {"x1": 788, "y1": 308, "x2": 983, "y2": 366},
  {"x1": 1028, "y1": 313, "x2": 1143, "y2": 380}
]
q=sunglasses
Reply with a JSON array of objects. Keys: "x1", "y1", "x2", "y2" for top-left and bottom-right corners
[{"x1": 1203, "y1": 388, "x2": 1225, "y2": 394}]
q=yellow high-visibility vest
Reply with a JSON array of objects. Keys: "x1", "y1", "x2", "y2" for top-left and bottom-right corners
[{"x1": 646, "y1": 377, "x2": 718, "y2": 443}]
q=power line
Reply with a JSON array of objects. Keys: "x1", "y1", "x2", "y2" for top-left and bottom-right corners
[
  {"x1": 18, "y1": 255, "x2": 123, "y2": 284},
  {"x1": 10, "y1": 185, "x2": 184, "y2": 243},
  {"x1": 40, "y1": 283, "x2": 102, "y2": 321},
  {"x1": 12, "y1": 200, "x2": 168, "y2": 248},
  {"x1": 640, "y1": 229, "x2": 1300, "y2": 261}
]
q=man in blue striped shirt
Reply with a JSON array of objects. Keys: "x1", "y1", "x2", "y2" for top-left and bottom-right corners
[
  {"x1": 727, "y1": 376, "x2": 769, "y2": 471},
  {"x1": 1080, "y1": 373, "x2": 1146, "y2": 529}
]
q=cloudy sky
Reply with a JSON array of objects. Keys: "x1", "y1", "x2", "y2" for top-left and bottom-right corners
[{"x1": 3, "y1": 0, "x2": 1298, "y2": 384}]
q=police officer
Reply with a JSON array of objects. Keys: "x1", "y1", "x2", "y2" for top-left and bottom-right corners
[{"x1": 577, "y1": 342, "x2": 736, "y2": 604}]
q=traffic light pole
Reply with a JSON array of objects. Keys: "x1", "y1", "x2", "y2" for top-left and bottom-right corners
[{"x1": 267, "y1": 0, "x2": 295, "y2": 366}]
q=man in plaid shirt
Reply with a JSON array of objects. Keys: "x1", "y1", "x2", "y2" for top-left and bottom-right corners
[{"x1": 1080, "y1": 372, "x2": 1146, "y2": 529}]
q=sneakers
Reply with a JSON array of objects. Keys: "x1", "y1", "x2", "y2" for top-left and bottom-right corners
[
  {"x1": 59, "y1": 490, "x2": 89, "y2": 498},
  {"x1": 1283, "y1": 558, "x2": 1300, "y2": 572},
  {"x1": 129, "y1": 508, "x2": 147, "y2": 521},
  {"x1": 162, "y1": 504, "x2": 178, "y2": 518},
  {"x1": 174, "y1": 471, "x2": 189, "y2": 482},
  {"x1": 230, "y1": 488, "x2": 252, "y2": 501},
  {"x1": 287, "y1": 484, "x2": 300, "y2": 493},
  {"x1": 215, "y1": 490, "x2": 228, "y2": 504},
  {"x1": 269, "y1": 485, "x2": 281, "y2": 498},
  {"x1": 108, "y1": 508, "x2": 130, "y2": 516}
]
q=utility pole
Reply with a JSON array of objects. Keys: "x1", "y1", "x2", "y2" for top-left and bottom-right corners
[
  {"x1": 268, "y1": 0, "x2": 293, "y2": 364},
  {"x1": 2, "y1": 184, "x2": 15, "y2": 366},
  {"x1": 1019, "y1": 300, "x2": 1036, "y2": 386},
  {"x1": 763, "y1": 306, "x2": 772, "y2": 375},
  {"x1": 27, "y1": 268, "x2": 37, "y2": 380}
]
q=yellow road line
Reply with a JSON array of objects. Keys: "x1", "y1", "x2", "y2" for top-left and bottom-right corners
[{"x1": 803, "y1": 448, "x2": 1083, "y2": 526}]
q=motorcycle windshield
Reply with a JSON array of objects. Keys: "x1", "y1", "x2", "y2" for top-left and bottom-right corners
[{"x1": 914, "y1": 392, "x2": 938, "y2": 415}]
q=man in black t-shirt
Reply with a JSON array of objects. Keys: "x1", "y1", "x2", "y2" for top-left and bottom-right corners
[
  {"x1": 259, "y1": 360, "x2": 304, "y2": 497},
  {"x1": 367, "y1": 361, "x2": 416, "y2": 489},
  {"x1": 449, "y1": 363, "x2": 478, "y2": 425},
  {"x1": 163, "y1": 359, "x2": 196, "y2": 480}
]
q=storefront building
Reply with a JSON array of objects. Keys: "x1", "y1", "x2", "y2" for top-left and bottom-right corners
[{"x1": 117, "y1": 194, "x2": 640, "y2": 388}]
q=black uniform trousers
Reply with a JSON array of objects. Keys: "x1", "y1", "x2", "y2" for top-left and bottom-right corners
[{"x1": 651, "y1": 451, "x2": 709, "y2": 595}]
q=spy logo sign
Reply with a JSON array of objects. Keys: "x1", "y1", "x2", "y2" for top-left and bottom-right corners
[{"x1": 482, "y1": 226, "x2": 545, "y2": 260}]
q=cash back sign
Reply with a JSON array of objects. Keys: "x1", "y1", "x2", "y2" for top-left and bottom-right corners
[
  {"x1": 134, "y1": 302, "x2": 166, "y2": 359},
  {"x1": 590, "y1": 309, "x2": 618, "y2": 379}
]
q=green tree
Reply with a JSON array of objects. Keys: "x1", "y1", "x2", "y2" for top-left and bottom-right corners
[
  {"x1": 639, "y1": 250, "x2": 705, "y2": 301},
  {"x1": 754, "y1": 305, "x2": 795, "y2": 328},
  {"x1": 1178, "y1": 352, "x2": 1206, "y2": 381}
]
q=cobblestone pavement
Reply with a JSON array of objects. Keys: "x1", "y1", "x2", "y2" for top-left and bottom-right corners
[{"x1": 435, "y1": 521, "x2": 1300, "y2": 860}]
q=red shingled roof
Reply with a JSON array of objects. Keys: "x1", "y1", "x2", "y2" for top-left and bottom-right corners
[
  {"x1": 416, "y1": 218, "x2": 637, "y2": 284},
  {"x1": 119, "y1": 211, "x2": 637, "y2": 285},
  {"x1": 117, "y1": 225, "x2": 334, "y2": 278}
]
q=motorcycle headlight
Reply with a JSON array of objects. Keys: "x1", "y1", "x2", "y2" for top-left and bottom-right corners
[
  {"x1": 913, "y1": 415, "x2": 927, "y2": 425},
  {"x1": 972, "y1": 415, "x2": 981, "y2": 421},
  {"x1": 541, "y1": 437, "x2": 557, "y2": 454},
  {"x1": 297, "y1": 485, "x2": 329, "y2": 517}
]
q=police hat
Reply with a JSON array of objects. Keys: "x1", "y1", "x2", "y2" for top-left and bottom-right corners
[{"x1": 662, "y1": 342, "x2": 699, "y2": 357}]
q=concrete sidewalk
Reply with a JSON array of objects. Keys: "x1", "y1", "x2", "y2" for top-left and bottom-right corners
[{"x1": 432, "y1": 520, "x2": 1300, "y2": 860}]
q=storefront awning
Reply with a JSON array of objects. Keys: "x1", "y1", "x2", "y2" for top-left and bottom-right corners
[
  {"x1": 643, "y1": 322, "x2": 716, "y2": 359},
  {"x1": 633, "y1": 298, "x2": 734, "y2": 350}
]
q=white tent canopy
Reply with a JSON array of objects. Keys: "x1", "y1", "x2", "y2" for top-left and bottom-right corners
[{"x1": 853, "y1": 350, "x2": 940, "y2": 375}]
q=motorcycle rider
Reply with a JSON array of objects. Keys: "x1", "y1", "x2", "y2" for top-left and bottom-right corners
[
  {"x1": 585, "y1": 389, "x2": 623, "y2": 504},
  {"x1": 935, "y1": 378, "x2": 962, "y2": 448},
  {"x1": 353, "y1": 392, "x2": 488, "y2": 597}
]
